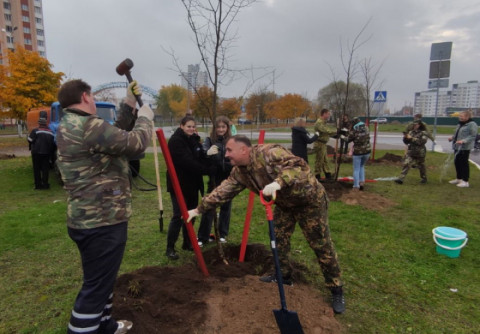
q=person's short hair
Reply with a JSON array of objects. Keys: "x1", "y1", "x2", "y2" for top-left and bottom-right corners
[
  {"x1": 294, "y1": 117, "x2": 305, "y2": 126},
  {"x1": 228, "y1": 135, "x2": 252, "y2": 147},
  {"x1": 320, "y1": 108, "x2": 330, "y2": 116},
  {"x1": 460, "y1": 110, "x2": 472, "y2": 119},
  {"x1": 57, "y1": 79, "x2": 92, "y2": 108},
  {"x1": 38, "y1": 118, "x2": 47, "y2": 126}
]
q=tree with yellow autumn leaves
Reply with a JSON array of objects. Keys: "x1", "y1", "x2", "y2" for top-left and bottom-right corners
[{"x1": 0, "y1": 46, "x2": 63, "y2": 121}]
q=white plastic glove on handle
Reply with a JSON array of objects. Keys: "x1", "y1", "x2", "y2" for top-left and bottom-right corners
[
  {"x1": 137, "y1": 104, "x2": 154, "y2": 121},
  {"x1": 207, "y1": 145, "x2": 219, "y2": 156},
  {"x1": 262, "y1": 181, "x2": 281, "y2": 200},
  {"x1": 126, "y1": 80, "x2": 142, "y2": 108},
  {"x1": 315, "y1": 131, "x2": 320, "y2": 136},
  {"x1": 187, "y1": 209, "x2": 199, "y2": 222}
]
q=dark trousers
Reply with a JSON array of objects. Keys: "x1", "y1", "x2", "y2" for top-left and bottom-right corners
[
  {"x1": 197, "y1": 200, "x2": 232, "y2": 242},
  {"x1": 67, "y1": 222, "x2": 128, "y2": 334},
  {"x1": 454, "y1": 150, "x2": 470, "y2": 181},
  {"x1": 339, "y1": 139, "x2": 349, "y2": 154},
  {"x1": 166, "y1": 192, "x2": 197, "y2": 250},
  {"x1": 32, "y1": 153, "x2": 50, "y2": 189}
]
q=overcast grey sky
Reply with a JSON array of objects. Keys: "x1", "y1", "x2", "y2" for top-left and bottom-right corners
[{"x1": 42, "y1": 0, "x2": 480, "y2": 112}]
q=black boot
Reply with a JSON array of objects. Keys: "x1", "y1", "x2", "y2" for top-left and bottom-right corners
[
  {"x1": 331, "y1": 286, "x2": 345, "y2": 314},
  {"x1": 165, "y1": 248, "x2": 179, "y2": 260}
]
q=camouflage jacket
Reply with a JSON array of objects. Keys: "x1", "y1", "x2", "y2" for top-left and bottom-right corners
[
  {"x1": 405, "y1": 121, "x2": 434, "y2": 141},
  {"x1": 347, "y1": 123, "x2": 371, "y2": 155},
  {"x1": 403, "y1": 129, "x2": 427, "y2": 158},
  {"x1": 314, "y1": 118, "x2": 337, "y2": 145},
  {"x1": 198, "y1": 144, "x2": 326, "y2": 213},
  {"x1": 56, "y1": 104, "x2": 152, "y2": 229}
]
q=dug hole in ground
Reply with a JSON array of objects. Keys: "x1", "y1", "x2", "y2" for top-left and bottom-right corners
[{"x1": 112, "y1": 157, "x2": 400, "y2": 334}]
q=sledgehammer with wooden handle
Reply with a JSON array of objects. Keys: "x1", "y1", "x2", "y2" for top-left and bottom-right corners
[{"x1": 116, "y1": 58, "x2": 164, "y2": 232}]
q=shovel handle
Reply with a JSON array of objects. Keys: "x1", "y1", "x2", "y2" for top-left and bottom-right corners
[{"x1": 259, "y1": 191, "x2": 274, "y2": 220}]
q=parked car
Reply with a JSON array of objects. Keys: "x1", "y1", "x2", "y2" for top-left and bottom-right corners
[
  {"x1": 372, "y1": 118, "x2": 388, "y2": 124},
  {"x1": 238, "y1": 118, "x2": 252, "y2": 125}
]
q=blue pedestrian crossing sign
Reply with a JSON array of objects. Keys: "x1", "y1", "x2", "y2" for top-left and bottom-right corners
[{"x1": 374, "y1": 91, "x2": 387, "y2": 103}]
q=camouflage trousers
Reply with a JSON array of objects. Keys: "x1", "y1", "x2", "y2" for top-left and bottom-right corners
[
  {"x1": 398, "y1": 154, "x2": 426, "y2": 181},
  {"x1": 273, "y1": 193, "x2": 342, "y2": 288},
  {"x1": 314, "y1": 143, "x2": 331, "y2": 176}
]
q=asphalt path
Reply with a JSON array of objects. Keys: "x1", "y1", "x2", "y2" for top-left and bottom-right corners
[{"x1": 3, "y1": 128, "x2": 480, "y2": 168}]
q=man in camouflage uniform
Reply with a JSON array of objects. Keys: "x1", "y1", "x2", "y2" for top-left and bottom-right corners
[
  {"x1": 405, "y1": 113, "x2": 435, "y2": 142},
  {"x1": 187, "y1": 135, "x2": 345, "y2": 314},
  {"x1": 395, "y1": 120, "x2": 428, "y2": 184},
  {"x1": 314, "y1": 109, "x2": 338, "y2": 181},
  {"x1": 56, "y1": 79, "x2": 153, "y2": 334}
]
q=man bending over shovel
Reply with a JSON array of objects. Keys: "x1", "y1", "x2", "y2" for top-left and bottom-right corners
[{"x1": 187, "y1": 135, "x2": 345, "y2": 314}]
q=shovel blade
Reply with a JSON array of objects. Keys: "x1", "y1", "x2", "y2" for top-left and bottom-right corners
[{"x1": 273, "y1": 308, "x2": 304, "y2": 334}]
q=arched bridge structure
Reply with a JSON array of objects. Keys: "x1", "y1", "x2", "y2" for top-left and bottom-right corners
[{"x1": 93, "y1": 82, "x2": 159, "y2": 100}]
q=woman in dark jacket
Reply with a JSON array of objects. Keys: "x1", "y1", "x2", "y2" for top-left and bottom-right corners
[
  {"x1": 165, "y1": 116, "x2": 212, "y2": 260},
  {"x1": 197, "y1": 116, "x2": 233, "y2": 245},
  {"x1": 291, "y1": 117, "x2": 318, "y2": 162}
]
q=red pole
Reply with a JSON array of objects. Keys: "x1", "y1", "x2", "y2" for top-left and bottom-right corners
[
  {"x1": 239, "y1": 130, "x2": 265, "y2": 262},
  {"x1": 156, "y1": 128, "x2": 209, "y2": 277},
  {"x1": 371, "y1": 121, "x2": 378, "y2": 160}
]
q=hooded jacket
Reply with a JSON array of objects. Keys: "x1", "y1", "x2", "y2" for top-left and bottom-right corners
[{"x1": 291, "y1": 126, "x2": 318, "y2": 162}]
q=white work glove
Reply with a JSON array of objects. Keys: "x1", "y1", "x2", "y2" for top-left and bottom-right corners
[
  {"x1": 137, "y1": 104, "x2": 154, "y2": 121},
  {"x1": 341, "y1": 127, "x2": 349, "y2": 132},
  {"x1": 315, "y1": 131, "x2": 320, "y2": 136},
  {"x1": 126, "y1": 80, "x2": 142, "y2": 108},
  {"x1": 340, "y1": 135, "x2": 347, "y2": 140},
  {"x1": 207, "y1": 145, "x2": 219, "y2": 156},
  {"x1": 187, "y1": 209, "x2": 199, "y2": 222},
  {"x1": 262, "y1": 181, "x2": 281, "y2": 200}
]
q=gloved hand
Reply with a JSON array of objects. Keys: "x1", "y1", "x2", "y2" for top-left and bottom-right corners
[
  {"x1": 207, "y1": 145, "x2": 219, "y2": 156},
  {"x1": 315, "y1": 131, "x2": 320, "y2": 136},
  {"x1": 187, "y1": 209, "x2": 199, "y2": 222},
  {"x1": 340, "y1": 128, "x2": 349, "y2": 135},
  {"x1": 340, "y1": 135, "x2": 347, "y2": 140},
  {"x1": 263, "y1": 181, "x2": 281, "y2": 200},
  {"x1": 126, "y1": 80, "x2": 142, "y2": 108},
  {"x1": 137, "y1": 104, "x2": 154, "y2": 121}
]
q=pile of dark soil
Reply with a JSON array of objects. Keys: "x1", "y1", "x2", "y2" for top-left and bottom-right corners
[
  {"x1": 113, "y1": 244, "x2": 343, "y2": 334},
  {"x1": 372, "y1": 152, "x2": 403, "y2": 164}
]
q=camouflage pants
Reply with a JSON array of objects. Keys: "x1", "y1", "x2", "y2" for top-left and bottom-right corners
[
  {"x1": 314, "y1": 143, "x2": 331, "y2": 176},
  {"x1": 398, "y1": 154, "x2": 426, "y2": 181},
  {"x1": 273, "y1": 193, "x2": 342, "y2": 288}
]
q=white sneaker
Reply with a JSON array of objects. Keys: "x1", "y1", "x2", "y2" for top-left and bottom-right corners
[
  {"x1": 449, "y1": 179, "x2": 461, "y2": 184},
  {"x1": 114, "y1": 320, "x2": 133, "y2": 334},
  {"x1": 219, "y1": 237, "x2": 227, "y2": 243},
  {"x1": 457, "y1": 181, "x2": 469, "y2": 188},
  {"x1": 197, "y1": 240, "x2": 203, "y2": 247}
]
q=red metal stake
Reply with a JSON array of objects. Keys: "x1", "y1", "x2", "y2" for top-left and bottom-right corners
[
  {"x1": 156, "y1": 128, "x2": 209, "y2": 277},
  {"x1": 371, "y1": 121, "x2": 378, "y2": 160},
  {"x1": 239, "y1": 130, "x2": 265, "y2": 262}
]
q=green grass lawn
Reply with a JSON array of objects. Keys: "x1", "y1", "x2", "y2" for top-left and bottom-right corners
[{"x1": 1, "y1": 145, "x2": 479, "y2": 333}]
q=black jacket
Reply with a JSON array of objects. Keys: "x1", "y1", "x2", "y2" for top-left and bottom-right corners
[
  {"x1": 167, "y1": 128, "x2": 211, "y2": 206},
  {"x1": 203, "y1": 136, "x2": 233, "y2": 189},
  {"x1": 291, "y1": 126, "x2": 318, "y2": 162},
  {"x1": 27, "y1": 126, "x2": 56, "y2": 155}
]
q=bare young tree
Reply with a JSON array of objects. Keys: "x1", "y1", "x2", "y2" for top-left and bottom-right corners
[
  {"x1": 359, "y1": 56, "x2": 385, "y2": 123},
  {"x1": 178, "y1": 0, "x2": 259, "y2": 125}
]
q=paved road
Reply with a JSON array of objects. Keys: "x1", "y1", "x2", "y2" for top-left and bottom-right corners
[{"x1": 3, "y1": 129, "x2": 480, "y2": 168}]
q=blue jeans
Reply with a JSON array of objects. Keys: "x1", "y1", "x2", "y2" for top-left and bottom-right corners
[{"x1": 353, "y1": 153, "x2": 370, "y2": 188}]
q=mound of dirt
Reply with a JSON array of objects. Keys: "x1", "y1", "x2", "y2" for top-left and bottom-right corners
[
  {"x1": 322, "y1": 181, "x2": 395, "y2": 211},
  {"x1": 0, "y1": 153, "x2": 16, "y2": 160},
  {"x1": 113, "y1": 244, "x2": 343, "y2": 334},
  {"x1": 373, "y1": 152, "x2": 403, "y2": 164}
]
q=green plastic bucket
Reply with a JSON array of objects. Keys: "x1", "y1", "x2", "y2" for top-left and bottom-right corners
[{"x1": 432, "y1": 226, "x2": 468, "y2": 258}]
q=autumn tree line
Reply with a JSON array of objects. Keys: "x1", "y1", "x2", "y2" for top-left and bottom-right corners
[{"x1": 0, "y1": 46, "x2": 369, "y2": 125}]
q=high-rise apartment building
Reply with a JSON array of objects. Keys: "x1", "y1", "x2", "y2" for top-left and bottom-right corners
[
  {"x1": 413, "y1": 90, "x2": 451, "y2": 116},
  {"x1": 450, "y1": 81, "x2": 480, "y2": 109},
  {"x1": 0, "y1": 0, "x2": 46, "y2": 65},
  {"x1": 181, "y1": 64, "x2": 209, "y2": 93}
]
